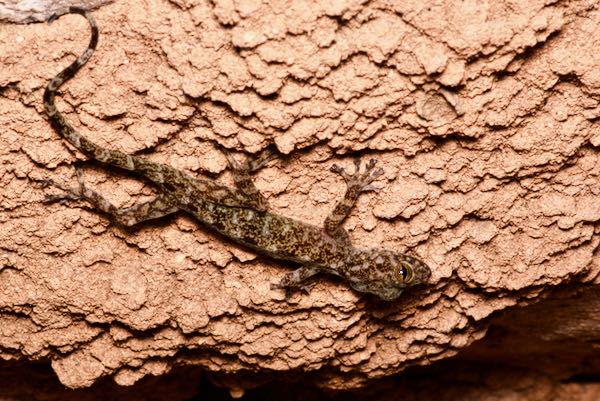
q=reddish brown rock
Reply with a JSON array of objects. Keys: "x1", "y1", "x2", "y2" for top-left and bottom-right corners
[{"x1": 1, "y1": 0, "x2": 600, "y2": 399}]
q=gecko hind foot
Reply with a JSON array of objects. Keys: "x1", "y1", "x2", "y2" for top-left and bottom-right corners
[
  {"x1": 40, "y1": 169, "x2": 104, "y2": 208},
  {"x1": 330, "y1": 158, "x2": 385, "y2": 193},
  {"x1": 38, "y1": 173, "x2": 86, "y2": 204},
  {"x1": 40, "y1": 170, "x2": 180, "y2": 227}
]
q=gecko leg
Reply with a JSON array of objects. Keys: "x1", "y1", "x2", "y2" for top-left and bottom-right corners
[
  {"x1": 323, "y1": 158, "x2": 384, "y2": 244},
  {"x1": 224, "y1": 148, "x2": 276, "y2": 211},
  {"x1": 271, "y1": 266, "x2": 320, "y2": 296},
  {"x1": 42, "y1": 170, "x2": 179, "y2": 226}
]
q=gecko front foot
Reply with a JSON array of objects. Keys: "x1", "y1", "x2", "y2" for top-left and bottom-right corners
[
  {"x1": 323, "y1": 158, "x2": 385, "y2": 243},
  {"x1": 330, "y1": 158, "x2": 384, "y2": 194}
]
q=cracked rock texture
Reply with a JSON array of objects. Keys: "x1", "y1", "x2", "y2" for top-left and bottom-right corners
[{"x1": 2, "y1": 0, "x2": 600, "y2": 399}]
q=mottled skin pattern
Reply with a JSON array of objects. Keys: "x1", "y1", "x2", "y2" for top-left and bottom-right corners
[{"x1": 42, "y1": 8, "x2": 431, "y2": 301}]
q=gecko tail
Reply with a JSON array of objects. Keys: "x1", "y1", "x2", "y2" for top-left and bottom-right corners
[
  {"x1": 43, "y1": 8, "x2": 139, "y2": 172},
  {"x1": 48, "y1": 7, "x2": 88, "y2": 24},
  {"x1": 44, "y1": 8, "x2": 97, "y2": 116}
]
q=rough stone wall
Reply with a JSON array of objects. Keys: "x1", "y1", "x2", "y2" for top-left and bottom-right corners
[{"x1": 1, "y1": 0, "x2": 600, "y2": 398}]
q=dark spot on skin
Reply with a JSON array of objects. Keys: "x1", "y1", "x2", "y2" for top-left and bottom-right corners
[
  {"x1": 164, "y1": 183, "x2": 175, "y2": 191},
  {"x1": 348, "y1": 187, "x2": 359, "y2": 198},
  {"x1": 187, "y1": 203, "x2": 198, "y2": 212}
]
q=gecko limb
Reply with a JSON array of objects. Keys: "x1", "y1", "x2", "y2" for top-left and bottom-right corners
[
  {"x1": 224, "y1": 148, "x2": 276, "y2": 211},
  {"x1": 270, "y1": 265, "x2": 320, "y2": 296},
  {"x1": 43, "y1": 170, "x2": 179, "y2": 226},
  {"x1": 323, "y1": 158, "x2": 384, "y2": 244}
]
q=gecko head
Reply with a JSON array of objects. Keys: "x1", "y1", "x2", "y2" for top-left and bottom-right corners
[
  {"x1": 371, "y1": 250, "x2": 431, "y2": 287},
  {"x1": 347, "y1": 249, "x2": 431, "y2": 301}
]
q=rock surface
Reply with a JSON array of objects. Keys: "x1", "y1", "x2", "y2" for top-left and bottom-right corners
[{"x1": 1, "y1": 0, "x2": 600, "y2": 398}]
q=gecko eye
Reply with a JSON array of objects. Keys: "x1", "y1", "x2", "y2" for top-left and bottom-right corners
[{"x1": 398, "y1": 262, "x2": 414, "y2": 283}]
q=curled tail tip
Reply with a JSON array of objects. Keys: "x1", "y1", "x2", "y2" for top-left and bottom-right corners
[{"x1": 47, "y1": 6, "x2": 90, "y2": 24}]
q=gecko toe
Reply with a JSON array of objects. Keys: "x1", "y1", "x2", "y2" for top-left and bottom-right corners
[
  {"x1": 43, "y1": 193, "x2": 80, "y2": 204},
  {"x1": 32, "y1": 178, "x2": 55, "y2": 189},
  {"x1": 365, "y1": 158, "x2": 377, "y2": 171},
  {"x1": 42, "y1": 182, "x2": 83, "y2": 203},
  {"x1": 250, "y1": 148, "x2": 278, "y2": 171},
  {"x1": 300, "y1": 282, "x2": 316, "y2": 294},
  {"x1": 226, "y1": 154, "x2": 241, "y2": 170},
  {"x1": 330, "y1": 163, "x2": 352, "y2": 181}
]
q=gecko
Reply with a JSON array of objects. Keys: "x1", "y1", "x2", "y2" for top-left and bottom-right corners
[{"x1": 42, "y1": 7, "x2": 431, "y2": 301}]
